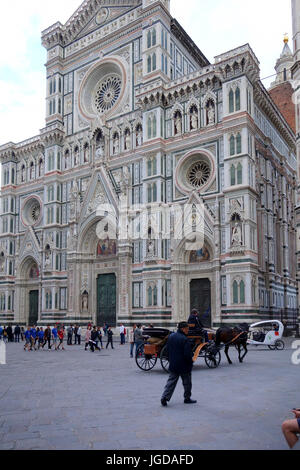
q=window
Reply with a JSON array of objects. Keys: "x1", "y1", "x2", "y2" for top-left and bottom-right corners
[
  {"x1": 60, "y1": 288, "x2": 67, "y2": 310},
  {"x1": 147, "y1": 53, "x2": 157, "y2": 73},
  {"x1": 147, "y1": 183, "x2": 157, "y2": 203},
  {"x1": 148, "y1": 285, "x2": 158, "y2": 307},
  {"x1": 147, "y1": 113, "x2": 157, "y2": 139},
  {"x1": 237, "y1": 163, "x2": 243, "y2": 185},
  {"x1": 233, "y1": 281, "x2": 239, "y2": 304},
  {"x1": 236, "y1": 133, "x2": 242, "y2": 154},
  {"x1": 230, "y1": 135, "x2": 235, "y2": 156},
  {"x1": 133, "y1": 282, "x2": 143, "y2": 308},
  {"x1": 48, "y1": 186, "x2": 54, "y2": 202},
  {"x1": 233, "y1": 279, "x2": 245, "y2": 304},
  {"x1": 147, "y1": 157, "x2": 157, "y2": 177},
  {"x1": 231, "y1": 165, "x2": 236, "y2": 186},
  {"x1": 147, "y1": 28, "x2": 156, "y2": 49},
  {"x1": 221, "y1": 276, "x2": 227, "y2": 305},
  {"x1": 229, "y1": 86, "x2": 241, "y2": 113}
]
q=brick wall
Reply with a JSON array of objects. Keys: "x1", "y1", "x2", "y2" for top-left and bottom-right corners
[{"x1": 269, "y1": 82, "x2": 296, "y2": 134}]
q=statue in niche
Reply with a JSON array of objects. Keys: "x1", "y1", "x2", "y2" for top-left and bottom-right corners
[
  {"x1": 125, "y1": 130, "x2": 131, "y2": 151},
  {"x1": 190, "y1": 108, "x2": 198, "y2": 130},
  {"x1": 45, "y1": 246, "x2": 51, "y2": 268},
  {"x1": 82, "y1": 291, "x2": 89, "y2": 312},
  {"x1": 231, "y1": 222, "x2": 242, "y2": 246},
  {"x1": 206, "y1": 100, "x2": 215, "y2": 125},
  {"x1": 0, "y1": 253, "x2": 5, "y2": 272},
  {"x1": 83, "y1": 144, "x2": 89, "y2": 163},
  {"x1": 95, "y1": 143, "x2": 105, "y2": 162},
  {"x1": 174, "y1": 112, "x2": 182, "y2": 135},
  {"x1": 136, "y1": 125, "x2": 143, "y2": 147},
  {"x1": 113, "y1": 133, "x2": 119, "y2": 155}
]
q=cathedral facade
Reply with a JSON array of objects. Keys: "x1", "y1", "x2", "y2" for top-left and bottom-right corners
[{"x1": 0, "y1": 0, "x2": 298, "y2": 328}]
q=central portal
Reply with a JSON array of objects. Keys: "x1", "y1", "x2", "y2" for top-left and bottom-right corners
[
  {"x1": 97, "y1": 274, "x2": 116, "y2": 327},
  {"x1": 29, "y1": 290, "x2": 39, "y2": 326},
  {"x1": 190, "y1": 278, "x2": 211, "y2": 327}
]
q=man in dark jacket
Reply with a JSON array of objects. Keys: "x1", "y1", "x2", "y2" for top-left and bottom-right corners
[
  {"x1": 161, "y1": 322, "x2": 196, "y2": 407},
  {"x1": 188, "y1": 309, "x2": 209, "y2": 343}
]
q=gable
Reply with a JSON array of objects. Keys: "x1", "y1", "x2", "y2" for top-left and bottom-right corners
[{"x1": 63, "y1": 0, "x2": 142, "y2": 44}]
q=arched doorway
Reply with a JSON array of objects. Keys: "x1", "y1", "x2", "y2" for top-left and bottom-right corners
[
  {"x1": 18, "y1": 258, "x2": 40, "y2": 326},
  {"x1": 190, "y1": 279, "x2": 211, "y2": 328},
  {"x1": 28, "y1": 263, "x2": 40, "y2": 326}
]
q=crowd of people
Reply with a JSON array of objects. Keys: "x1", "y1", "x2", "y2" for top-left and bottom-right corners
[{"x1": 0, "y1": 322, "x2": 148, "y2": 356}]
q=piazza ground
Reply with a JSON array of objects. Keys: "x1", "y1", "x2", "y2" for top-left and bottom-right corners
[{"x1": 0, "y1": 337, "x2": 299, "y2": 450}]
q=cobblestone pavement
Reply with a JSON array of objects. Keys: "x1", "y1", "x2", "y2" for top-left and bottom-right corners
[{"x1": 0, "y1": 338, "x2": 299, "y2": 450}]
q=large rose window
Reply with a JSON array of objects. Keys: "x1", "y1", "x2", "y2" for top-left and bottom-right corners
[
  {"x1": 95, "y1": 75, "x2": 122, "y2": 113},
  {"x1": 22, "y1": 197, "x2": 42, "y2": 227},
  {"x1": 187, "y1": 161, "x2": 211, "y2": 189}
]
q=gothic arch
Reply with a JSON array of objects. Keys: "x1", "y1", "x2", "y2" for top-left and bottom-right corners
[{"x1": 17, "y1": 256, "x2": 40, "y2": 280}]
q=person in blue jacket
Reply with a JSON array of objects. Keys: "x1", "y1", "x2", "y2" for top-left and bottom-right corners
[
  {"x1": 24, "y1": 327, "x2": 32, "y2": 351},
  {"x1": 161, "y1": 322, "x2": 197, "y2": 407},
  {"x1": 37, "y1": 328, "x2": 44, "y2": 349},
  {"x1": 30, "y1": 326, "x2": 37, "y2": 351}
]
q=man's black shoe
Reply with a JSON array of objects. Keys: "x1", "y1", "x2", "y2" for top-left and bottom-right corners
[
  {"x1": 161, "y1": 398, "x2": 168, "y2": 407},
  {"x1": 184, "y1": 399, "x2": 197, "y2": 404}
]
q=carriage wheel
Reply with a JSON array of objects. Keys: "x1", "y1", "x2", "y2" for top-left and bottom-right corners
[
  {"x1": 275, "y1": 340, "x2": 285, "y2": 350},
  {"x1": 135, "y1": 344, "x2": 157, "y2": 371},
  {"x1": 160, "y1": 345, "x2": 170, "y2": 373},
  {"x1": 204, "y1": 350, "x2": 221, "y2": 369}
]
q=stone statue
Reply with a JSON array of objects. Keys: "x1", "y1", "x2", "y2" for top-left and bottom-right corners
[
  {"x1": 96, "y1": 143, "x2": 105, "y2": 162},
  {"x1": 82, "y1": 292, "x2": 89, "y2": 311},
  {"x1": 125, "y1": 132, "x2": 131, "y2": 151},
  {"x1": 113, "y1": 134, "x2": 119, "y2": 154},
  {"x1": 232, "y1": 222, "x2": 242, "y2": 246},
  {"x1": 136, "y1": 127, "x2": 142, "y2": 147},
  {"x1": 191, "y1": 110, "x2": 198, "y2": 130},
  {"x1": 207, "y1": 103, "x2": 215, "y2": 125},
  {"x1": 175, "y1": 115, "x2": 182, "y2": 135}
]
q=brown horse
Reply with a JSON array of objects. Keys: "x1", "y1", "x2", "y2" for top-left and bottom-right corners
[{"x1": 215, "y1": 323, "x2": 249, "y2": 365}]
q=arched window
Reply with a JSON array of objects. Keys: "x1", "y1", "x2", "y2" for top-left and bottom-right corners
[
  {"x1": 235, "y1": 87, "x2": 240, "y2": 111},
  {"x1": 152, "y1": 53, "x2": 156, "y2": 71},
  {"x1": 230, "y1": 165, "x2": 236, "y2": 186},
  {"x1": 147, "y1": 159, "x2": 152, "y2": 177},
  {"x1": 152, "y1": 183, "x2": 157, "y2": 202},
  {"x1": 153, "y1": 286, "x2": 158, "y2": 306},
  {"x1": 229, "y1": 89, "x2": 234, "y2": 113},
  {"x1": 230, "y1": 135, "x2": 235, "y2": 156},
  {"x1": 21, "y1": 165, "x2": 26, "y2": 183},
  {"x1": 83, "y1": 143, "x2": 89, "y2": 162},
  {"x1": 58, "y1": 98, "x2": 62, "y2": 114},
  {"x1": 11, "y1": 168, "x2": 15, "y2": 184},
  {"x1": 233, "y1": 281, "x2": 239, "y2": 304},
  {"x1": 48, "y1": 185, "x2": 54, "y2": 202},
  {"x1": 237, "y1": 163, "x2": 243, "y2": 185},
  {"x1": 30, "y1": 162, "x2": 34, "y2": 180},
  {"x1": 152, "y1": 28, "x2": 156, "y2": 46},
  {"x1": 64, "y1": 150, "x2": 69, "y2": 170},
  {"x1": 148, "y1": 286, "x2": 153, "y2": 306},
  {"x1": 147, "y1": 55, "x2": 152, "y2": 73},
  {"x1": 236, "y1": 133, "x2": 242, "y2": 154},
  {"x1": 147, "y1": 30, "x2": 152, "y2": 49},
  {"x1": 240, "y1": 280, "x2": 245, "y2": 303}
]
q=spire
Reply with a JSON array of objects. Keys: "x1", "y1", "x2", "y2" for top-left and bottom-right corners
[{"x1": 270, "y1": 35, "x2": 294, "y2": 88}]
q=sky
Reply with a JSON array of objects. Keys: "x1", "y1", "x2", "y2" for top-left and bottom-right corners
[{"x1": 0, "y1": 0, "x2": 293, "y2": 145}]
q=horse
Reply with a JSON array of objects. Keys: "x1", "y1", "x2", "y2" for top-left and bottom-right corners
[{"x1": 214, "y1": 323, "x2": 249, "y2": 365}]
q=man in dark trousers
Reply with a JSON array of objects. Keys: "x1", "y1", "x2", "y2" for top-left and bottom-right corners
[
  {"x1": 188, "y1": 309, "x2": 209, "y2": 343},
  {"x1": 161, "y1": 322, "x2": 196, "y2": 407}
]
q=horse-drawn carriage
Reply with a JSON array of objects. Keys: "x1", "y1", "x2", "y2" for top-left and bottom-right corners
[{"x1": 135, "y1": 326, "x2": 222, "y2": 372}]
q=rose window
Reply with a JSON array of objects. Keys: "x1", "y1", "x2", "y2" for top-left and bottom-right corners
[
  {"x1": 22, "y1": 198, "x2": 42, "y2": 226},
  {"x1": 95, "y1": 75, "x2": 122, "y2": 113},
  {"x1": 187, "y1": 161, "x2": 211, "y2": 188},
  {"x1": 31, "y1": 204, "x2": 40, "y2": 222}
]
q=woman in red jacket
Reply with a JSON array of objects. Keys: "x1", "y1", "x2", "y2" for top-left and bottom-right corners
[{"x1": 57, "y1": 327, "x2": 65, "y2": 351}]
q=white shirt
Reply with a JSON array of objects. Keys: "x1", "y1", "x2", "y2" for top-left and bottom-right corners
[{"x1": 119, "y1": 325, "x2": 125, "y2": 334}]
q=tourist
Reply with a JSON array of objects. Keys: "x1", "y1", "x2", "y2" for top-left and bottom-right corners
[
  {"x1": 129, "y1": 324, "x2": 136, "y2": 358},
  {"x1": 37, "y1": 328, "x2": 44, "y2": 349},
  {"x1": 85, "y1": 326, "x2": 92, "y2": 351},
  {"x1": 188, "y1": 309, "x2": 209, "y2": 343},
  {"x1": 90, "y1": 326, "x2": 101, "y2": 352},
  {"x1": 14, "y1": 325, "x2": 21, "y2": 343},
  {"x1": 30, "y1": 326, "x2": 37, "y2": 351},
  {"x1": 67, "y1": 325, "x2": 74, "y2": 345},
  {"x1": 282, "y1": 408, "x2": 300, "y2": 449},
  {"x1": 21, "y1": 327, "x2": 25, "y2": 342},
  {"x1": 77, "y1": 325, "x2": 82, "y2": 345},
  {"x1": 97, "y1": 327, "x2": 103, "y2": 349},
  {"x1": 103, "y1": 323, "x2": 108, "y2": 336},
  {"x1": 74, "y1": 325, "x2": 78, "y2": 344},
  {"x1": 6, "y1": 325, "x2": 13, "y2": 342},
  {"x1": 3, "y1": 327, "x2": 8, "y2": 343},
  {"x1": 161, "y1": 321, "x2": 196, "y2": 407},
  {"x1": 134, "y1": 324, "x2": 144, "y2": 355},
  {"x1": 120, "y1": 323, "x2": 126, "y2": 345},
  {"x1": 52, "y1": 325, "x2": 58, "y2": 350},
  {"x1": 24, "y1": 327, "x2": 31, "y2": 351},
  {"x1": 56, "y1": 327, "x2": 65, "y2": 351},
  {"x1": 0, "y1": 325, "x2": 3, "y2": 341},
  {"x1": 106, "y1": 327, "x2": 114, "y2": 349},
  {"x1": 42, "y1": 325, "x2": 52, "y2": 350}
]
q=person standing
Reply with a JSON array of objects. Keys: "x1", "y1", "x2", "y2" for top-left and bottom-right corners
[
  {"x1": 21, "y1": 326, "x2": 25, "y2": 342},
  {"x1": 85, "y1": 326, "x2": 92, "y2": 351},
  {"x1": 90, "y1": 327, "x2": 101, "y2": 352},
  {"x1": 97, "y1": 327, "x2": 103, "y2": 349},
  {"x1": 161, "y1": 322, "x2": 197, "y2": 407},
  {"x1": 129, "y1": 324, "x2": 136, "y2": 358},
  {"x1": 134, "y1": 324, "x2": 144, "y2": 356},
  {"x1": 37, "y1": 328, "x2": 44, "y2": 349},
  {"x1": 52, "y1": 325, "x2": 58, "y2": 350},
  {"x1": 77, "y1": 325, "x2": 82, "y2": 345},
  {"x1": 106, "y1": 327, "x2": 114, "y2": 349},
  {"x1": 67, "y1": 325, "x2": 74, "y2": 346},
  {"x1": 42, "y1": 325, "x2": 52, "y2": 350},
  {"x1": 74, "y1": 325, "x2": 78, "y2": 345},
  {"x1": 6, "y1": 325, "x2": 13, "y2": 343},
  {"x1": 119, "y1": 324, "x2": 126, "y2": 345},
  {"x1": 0, "y1": 325, "x2": 3, "y2": 341},
  {"x1": 57, "y1": 327, "x2": 65, "y2": 351},
  {"x1": 14, "y1": 325, "x2": 21, "y2": 343}
]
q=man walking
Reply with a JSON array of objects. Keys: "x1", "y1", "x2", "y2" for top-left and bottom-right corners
[
  {"x1": 161, "y1": 322, "x2": 197, "y2": 407},
  {"x1": 14, "y1": 325, "x2": 21, "y2": 343},
  {"x1": 67, "y1": 325, "x2": 74, "y2": 345},
  {"x1": 77, "y1": 325, "x2": 82, "y2": 345},
  {"x1": 106, "y1": 327, "x2": 114, "y2": 349},
  {"x1": 129, "y1": 324, "x2": 136, "y2": 358},
  {"x1": 42, "y1": 325, "x2": 52, "y2": 350}
]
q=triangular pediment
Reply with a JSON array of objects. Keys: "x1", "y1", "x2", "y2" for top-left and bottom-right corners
[
  {"x1": 63, "y1": 0, "x2": 142, "y2": 44},
  {"x1": 79, "y1": 166, "x2": 119, "y2": 226},
  {"x1": 19, "y1": 228, "x2": 41, "y2": 265}
]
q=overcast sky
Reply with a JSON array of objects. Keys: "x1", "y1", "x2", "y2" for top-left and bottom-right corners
[{"x1": 0, "y1": 0, "x2": 293, "y2": 144}]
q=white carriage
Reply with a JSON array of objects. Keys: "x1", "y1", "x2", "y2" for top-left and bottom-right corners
[{"x1": 247, "y1": 320, "x2": 285, "y2": 350}]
